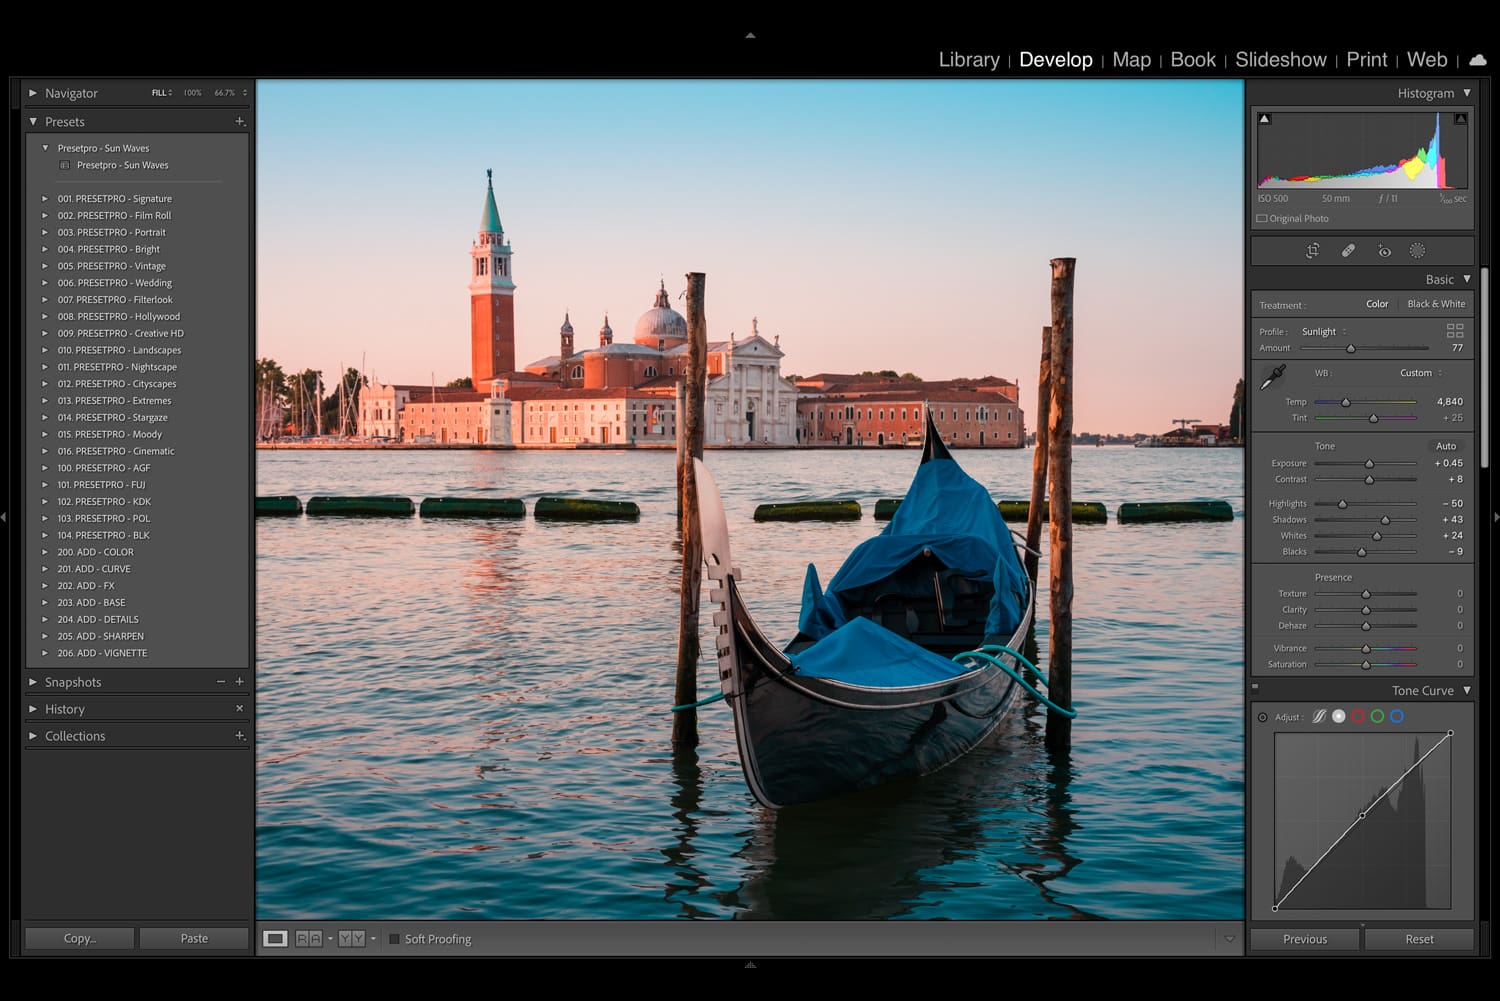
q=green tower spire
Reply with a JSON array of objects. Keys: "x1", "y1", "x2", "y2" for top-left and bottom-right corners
[{"x1": 480, "y1": 168, "x2": 503, "y2": 234}]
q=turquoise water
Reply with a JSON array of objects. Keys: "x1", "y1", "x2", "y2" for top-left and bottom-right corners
[{"x1": 255, "y1": 447, "x2": 1243, "y2": 919}]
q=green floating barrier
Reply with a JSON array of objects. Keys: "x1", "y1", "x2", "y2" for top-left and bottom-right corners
[
  {"x1": 1116, "y1": 501, "x2": 1234, "y2": 523},
  {"x1": 873, "y1": 498, "x2": 903, "y2": 521},
  {"x1": 534, "y1": 497, "x2": 640, "y2": 521},
  {"x1": 420, "y1": 497, "x2": 525, "y2": 518},
  {"x1": 255, "y1": 495, "x2": 302, "y2": 516},
  {"x1": 997, "y1": 500, "x2": 1108, "y2": 524},
  {"x1": 305, "y1": 495, "x2": 414, "y2": 517},
  {"x1": 754, "y1": 500, "x2": 862, "y2": 522}
]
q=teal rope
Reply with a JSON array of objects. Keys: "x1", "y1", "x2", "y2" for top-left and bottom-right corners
[
  {"x1": 953, "y1": 644, "x2": 1078, "y2": 719},
  {"x1": 671, "y1": 691, "x2": 727, "y2": 713}
]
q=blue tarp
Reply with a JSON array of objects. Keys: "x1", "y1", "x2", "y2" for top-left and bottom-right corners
[
  {"x1": 795, "y1": 451, "x2": 1030, "y2": 686},
  {"x1": 790, "y1": 617, "x2": 974, "y2": 686}
]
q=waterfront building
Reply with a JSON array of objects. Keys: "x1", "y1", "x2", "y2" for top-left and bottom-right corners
[
  {"x1": 795, "y1": 375, "x2": 1024, "y2": 447},
  {"x1": 526, "y1": 290, "x2": 796, "y2": 445},
  {"x1": 506, "y1": 386, "x2": 675, "y2": 446},
  {"x1": 359, "y1": 383, "x2": 513, "y2": 445}
]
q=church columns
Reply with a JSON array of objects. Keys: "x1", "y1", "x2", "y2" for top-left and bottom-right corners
[{"x1": 771, "y1": 365, "x2": 779, "y2": 444}]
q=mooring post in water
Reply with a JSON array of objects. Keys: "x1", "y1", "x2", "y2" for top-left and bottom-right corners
[
  {"x1": 1045, "y1": 259, "x2": 1076, "y2": 750},
  {"x1": 675, "y1": 378, "x2": 687, "y2": 516},
  {"x1": 674, "y1": 272, "x2": 708, "y2": 747},
  {"x1": 1024, "y1": 325, "x2": 1052, "y2": 586}
]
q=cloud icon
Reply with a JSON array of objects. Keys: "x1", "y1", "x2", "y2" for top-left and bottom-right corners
[{"x1": 1470, "y1": 53, "x2": 1488, "y2": 66}]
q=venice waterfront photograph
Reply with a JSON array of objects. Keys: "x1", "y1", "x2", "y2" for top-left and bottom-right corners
[{"x1": 255, "y1": 79, "x2": 1244, "y2": 920}]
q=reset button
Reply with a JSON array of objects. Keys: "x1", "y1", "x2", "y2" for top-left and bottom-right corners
[{"x1": 1365, "y1": 928, "x2": 1474, "y2": 951}]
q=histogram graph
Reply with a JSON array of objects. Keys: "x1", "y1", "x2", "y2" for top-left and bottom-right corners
[
  {"x1": 1258, "y1": 112, "x2": 1468, "y2": 190},
  {"x1": 1274, "y1": 732, "x2": 1452, "y2": 910}
]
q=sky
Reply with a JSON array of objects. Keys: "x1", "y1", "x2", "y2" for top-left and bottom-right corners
[{"x1": 257, "y1": 80, "x2": 1243, "y2": 434}]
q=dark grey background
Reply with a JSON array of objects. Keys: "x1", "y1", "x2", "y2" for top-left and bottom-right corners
[
  {"x1": 23, "y1": 128, "x2": 252, "y2": 926},
  {"x1": 249, "y1": 920, "x2": 1247, "y2": 957},
  {"x1": 29, "y1": 132, "x2": 249, "y2": 667}
]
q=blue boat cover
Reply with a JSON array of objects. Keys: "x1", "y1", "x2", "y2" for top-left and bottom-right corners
[
  {"x1": 794, "y1": 451, "x2": 1029, "y2": 686},
  {"x1": 790, "y1": 617, "x2": 974, "y2": 686}
]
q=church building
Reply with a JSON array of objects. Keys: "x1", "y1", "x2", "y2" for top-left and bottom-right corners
[{"x1": 360, "y1": 172, "x2": 797, "y2": 447}]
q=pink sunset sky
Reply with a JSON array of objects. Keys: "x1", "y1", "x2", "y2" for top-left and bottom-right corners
[{"x1": 256, "y1": 80, "x2": 1243, "y2": 434}]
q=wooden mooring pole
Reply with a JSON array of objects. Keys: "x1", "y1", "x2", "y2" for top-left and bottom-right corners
[
  {"x1": 674, "y1": 378, "x2": 687, "y2": 516},
  {"x1": 1024, "y1": 325, "x2": 1052, "y2": 586},
  {"x1": 674, "y1": 273, "x2": 708, "y2": 747},
  {"x1": 1045, "y1": 259, "x2": 1076, "y2": 750}
]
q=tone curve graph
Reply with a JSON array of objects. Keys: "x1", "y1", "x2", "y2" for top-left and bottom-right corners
[{"x1": 1274, "y1": 732, "x2": 1452, "y2": 911}]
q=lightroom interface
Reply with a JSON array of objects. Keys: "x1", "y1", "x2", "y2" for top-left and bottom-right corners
[{"x1": 7, "y1": 43, "x2": 1492, "y2": 959}]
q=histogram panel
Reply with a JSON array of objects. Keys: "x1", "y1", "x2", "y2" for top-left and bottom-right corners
[
  {"x1": 1274, "y1": 732, "x2": 1451, "y2": 911},
  {"x1": 1258, "y1": 112, "x2": 1469, "y2": 190}
]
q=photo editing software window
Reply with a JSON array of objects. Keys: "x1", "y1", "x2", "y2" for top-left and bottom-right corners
[{"x1": 7, "y1": 46, "x2": 1492, "y2": 960}]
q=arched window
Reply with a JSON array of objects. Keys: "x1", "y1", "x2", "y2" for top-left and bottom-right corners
[
  {"x1": 644, "y1": 366, "x2": 657, "y2": 378},
  {"x1": 571, "y1": 365, "x2": 583, "y2": 380}
]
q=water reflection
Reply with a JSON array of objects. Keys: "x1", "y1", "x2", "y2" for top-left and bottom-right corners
[
  {"x1": 1005, "y1": 719, "x2": 1093, "y2": 920},
  {"x1": 458, "y1": 521, "x2": 526, "y2": 640},
  {"x1": 710, "y1": 704, "x2": 1077, "y2": 919},
  {"x1": 661, "y1": 747, "x2": 716, "y2": 919}
]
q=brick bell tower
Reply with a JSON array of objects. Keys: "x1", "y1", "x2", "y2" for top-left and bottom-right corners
[{"x1": 469, "y1": 169, "x2": 516, "y2": 389}]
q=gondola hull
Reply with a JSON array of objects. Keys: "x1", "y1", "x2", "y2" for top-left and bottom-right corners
[
  {"x1": 694, "y1": 414, "x2": 1037, "y2": 810},
  {"x1": 715, "y1": 574, "x2": 1034, "y2": 808}
]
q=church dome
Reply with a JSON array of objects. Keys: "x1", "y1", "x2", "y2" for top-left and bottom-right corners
[{"x1": 633, "y1": 281, "x2": 688, "y2": 348}]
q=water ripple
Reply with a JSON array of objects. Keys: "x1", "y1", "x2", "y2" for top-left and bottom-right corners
[{"x1": 257, "y1": 447, "x2": 1241, "y2": 919}]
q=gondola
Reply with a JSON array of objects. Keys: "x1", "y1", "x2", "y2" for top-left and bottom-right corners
[{"x1": 696, "y1": 413, "x2": 1067, "y2": 808}]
